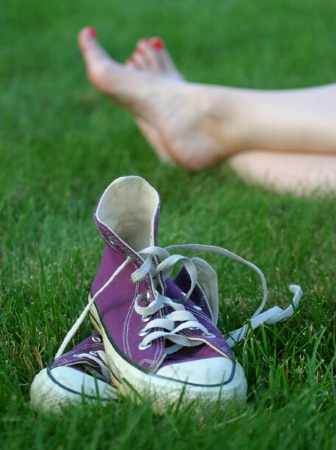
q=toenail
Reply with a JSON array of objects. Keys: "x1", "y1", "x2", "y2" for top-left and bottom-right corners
[
  {"x1": 151, "y1": 38, "x2": 164, "y2": 50},
  {"x1": 136, "y1": 48, "x2": 144, "y2": 55},
  {"x1": 88, "y1": 27, "x2": 97, "y2": 38}
]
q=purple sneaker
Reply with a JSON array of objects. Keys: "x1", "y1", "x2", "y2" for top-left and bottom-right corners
[
  {"x1": 56, "y1": 176, "x2": 302, "y2": 410},
  {"x1": 88, "y1": 176, "x2": 247, "y2": 408},
  {"x1": 30, "y1": 333, "x2": 118, "y2": 412}
]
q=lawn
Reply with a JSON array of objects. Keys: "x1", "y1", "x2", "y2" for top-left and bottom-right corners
[{"x1": 1, "y1": 0, "x2": 335, "y2": 449}]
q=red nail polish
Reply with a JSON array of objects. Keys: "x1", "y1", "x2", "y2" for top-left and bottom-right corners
[
  {"x1": 88, "y1": 27, "x2": 97, "y2": 38},
  {"x1": 151, "y1": 38, "x2": 164, "y2": 50},
  {"x1": 136, "y1": 48, "x2": 144, "y2": 55}
]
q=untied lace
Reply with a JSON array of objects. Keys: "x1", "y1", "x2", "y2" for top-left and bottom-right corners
[{"x1": 55, "y1": 244, "x2": 302, "y2": 359}]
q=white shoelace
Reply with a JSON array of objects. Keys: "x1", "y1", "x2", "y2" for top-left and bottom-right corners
[
  {"x1": 55, "y1": 258, "x2": 131, "y2": 359},
  {"x1": 55, "y1": 244, "x2": 302, "y2": 359}
]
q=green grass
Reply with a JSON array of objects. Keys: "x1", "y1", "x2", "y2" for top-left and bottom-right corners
[{"x1": 1, "y1": 0, "x2": 335, "y2": 448}]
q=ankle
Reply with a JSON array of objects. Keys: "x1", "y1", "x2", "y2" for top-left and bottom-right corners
[{"x1": 200, "y1": 86, "x2": 250, "y2": 157}]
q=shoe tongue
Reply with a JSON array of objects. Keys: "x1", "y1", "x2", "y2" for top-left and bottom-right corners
[
  {"x1": 164, "y1": 278, "x2": 185, "y2": 301},
  {"x1": 171, "y1": 268, "x2": 213, "y2": 321},
  {"x1": 161, "y1": 282, "x2": 234, "y2": 363}
]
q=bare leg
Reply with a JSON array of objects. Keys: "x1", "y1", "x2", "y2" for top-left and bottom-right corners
[
  {"x1": 229, "y1": 152, "x2": 336, "y2": 194},
  {"x1": 78, "y1": 28, "x2": 336, "y2": 193}
]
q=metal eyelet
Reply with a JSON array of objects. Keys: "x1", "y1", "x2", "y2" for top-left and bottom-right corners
[
  {"x1": 138, "y1": 341, "x2": 152, "y2": 350},
  {"x1": 141, "y1": 315, "x2": 152, "y2": 323},
  {"x1": 108, "y1": 237, "x2": 116, "y2": 246},
  {"x1": 203, "y1": 332, "x2": 216, "y2": 339},
  {"x1": 138, "y1": 292, "x2": 151, "y2": 305},
  {"x1": 91, "y1": 336, "x2": 101, "y2": 343},
  {"x1": 138, "y1": 328, "x2": 150, "y2": 337},
  {"x1": 145, "y1": 292, "x2": 152, "y2": 302},
  {"x1": 73, "y1": 354, "x2": 80, "y2": 358},
  {"x1": 89, "y1": 351, "x2": 98, "y2": 356},
  {"x1": 193, "y1": 305, "x2": 202, "y2": 311},
  {"x1": 188, "y1": 326, "x2": 200, "y2": 331},
  {"x1": 125, "y1": 252, "x2": 134, "y2": 259}
]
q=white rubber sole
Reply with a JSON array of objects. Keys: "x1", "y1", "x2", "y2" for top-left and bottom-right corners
[
  {"x1": 90, "y1": 302, "x2": 247, "y2": 411},
  {"x1": 30, "y1": 366, "x2": 118, "y2": 413}
]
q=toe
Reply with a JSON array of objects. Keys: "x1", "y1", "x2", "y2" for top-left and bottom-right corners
[
  {"x1": 136, "y1": 40, "x2": 157, "y2": 71},
  {"x1": 78, "y1": 27, "x2": 124, "y2": 93},
  {"x1": 78, "y1": 27, "x2": 110, "y2": 64},
  {"x1": 125, "y1": 58, "x2": 136, "y2": 69},
  {"x1": 150, "y1": 38, "x2": 182, "y2": 78}
]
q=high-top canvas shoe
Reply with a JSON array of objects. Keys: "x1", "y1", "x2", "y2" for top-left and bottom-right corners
[
  {"x1": 88, "y1": 176, "x2": 247, "y2": 408},
  {"x1": 43, "y1": 176, "x2": 302, "y2": 411},
  {"x1": 30, "y1": 333, "x2": 118, "y2": 412}
]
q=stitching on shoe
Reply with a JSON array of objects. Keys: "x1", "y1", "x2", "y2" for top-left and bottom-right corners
[{"x1": 123, "y1": 274, "x2": 139, "y2": 358}]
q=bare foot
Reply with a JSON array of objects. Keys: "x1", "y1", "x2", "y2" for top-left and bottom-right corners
[
  {"x1": 78, "y1": 27, "x2": 336, "y2": 195},
  {"x1": 78, "y1": 27, "x2": 241, "y2": 169}
]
